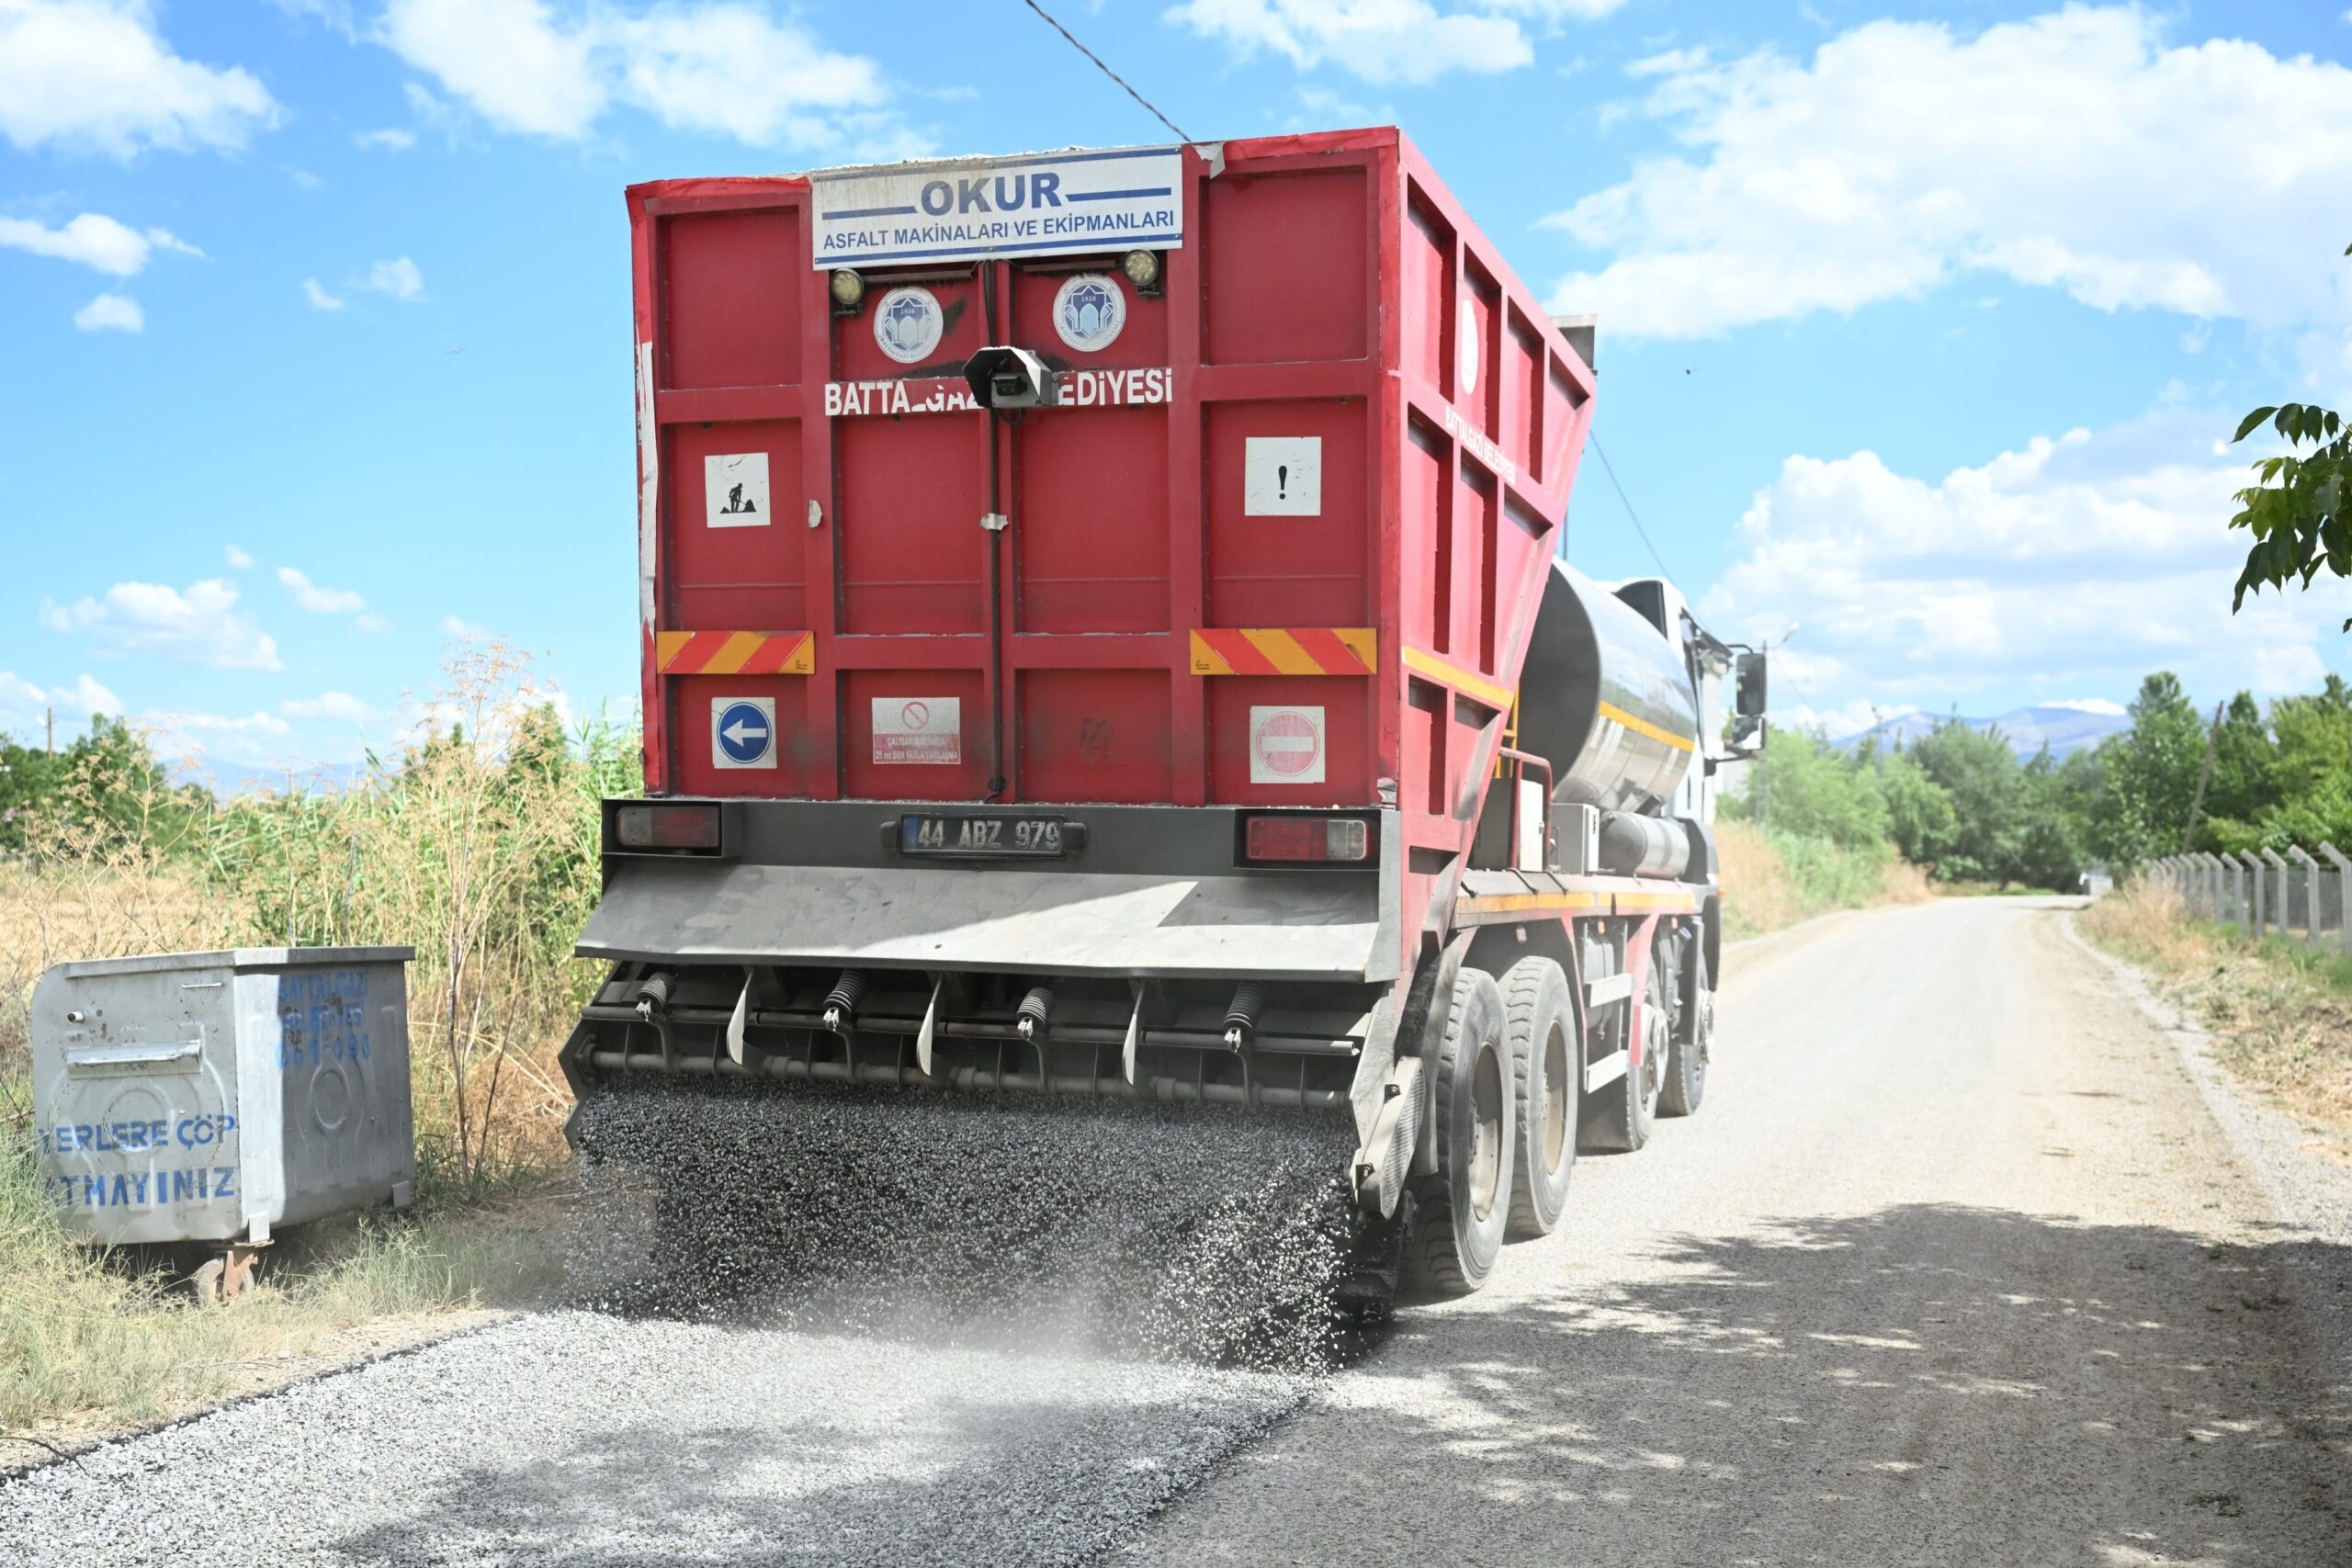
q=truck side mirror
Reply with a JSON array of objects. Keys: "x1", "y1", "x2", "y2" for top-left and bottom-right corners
[{"x1": 1735, "y1": 650, "x2": 1768, "y2": 718}]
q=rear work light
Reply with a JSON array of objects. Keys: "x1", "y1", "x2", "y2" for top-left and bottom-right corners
[
  {"x1": 615, "y1": 803, "x2": 721, "y2": 852},
  {"x1": 1243, "y1": 814, "x2": 1371, "y2": 864}
]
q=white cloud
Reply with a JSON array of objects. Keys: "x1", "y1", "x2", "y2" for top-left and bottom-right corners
[
  {"x1": 440, "y1": 614, "x2": 490, "y2": 640},
  {"x1": 1699, "y1": 408, "x2": 2352, "y2": 715},
  {"x1": 1775, "y1": 698, "x2": 1916, "y2": 742},
  {"x1": 223, "y1": 545, "x2": 254, "y2": 569},
  {"x1": 360, "y1": 256, "x2": 424, "y2": 300},
  {"x1": 0, "y1": 212, "x2": 198, "y2": 276},
  {"x1": 0, "y1": 0, "x2": 279, "y2": 157},
  {"x1": 141, "y1": 708, "x2": 296, "y2": 770},
  {"x1": 2041, "y1": 697, "x2": 2127, "y2": 717},
  {"x1": 72, "y1": 292, "x2": 141, "y2": 332},
  {"x1": 375, "y1": 0, "x2": 904, "y2": 149},
  {"x1": 41, "y1": 578, "x2": 283, "y2": 671},
  {"x1": 267, "y1": 0, "x2": 356, "y2": 39},
  {"x1": 277, "y1": 566, "x2": 388, "y2": 631},
  {"x1": 1544, "y1": 8, "x2": 2352, "y2": 337},
  {"x1": 280, "y1": 691, "x2": 379, "y2": 722},
  {"x1": 276, "y1": 566, "x2": 364, "y2": 614},
  {"x1": 0, "y1": 671, "x2": 122, "y2": 734},
  {"x1": 63, "y1": 671, "x2": 120, "y2": 714},
  {"x1": 301, "y1": 277, "x2": 344, "y2": 310},
  {"x1": 1167, "y1": 0, "x2": 1532, "y2": 84},
  {"x1": 355, "y1": 126, "x2": 416, "y2": 151}
]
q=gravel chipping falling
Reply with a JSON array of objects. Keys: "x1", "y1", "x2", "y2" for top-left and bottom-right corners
[
  {"x1": 565, "y1": 1077, "x2": 1367, "y2": 1372},
  {"x1": 2, "y1": 1079, "x2": 1374, "y2": 1566}
]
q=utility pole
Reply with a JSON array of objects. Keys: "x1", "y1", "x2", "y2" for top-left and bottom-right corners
[
  {"x1": 45, "y1": 705, "x2": 52, "y2": 754},
  {"x1": 2182, "y1": 700, "x2": 2223, "y2": 853},
  {"x1": 1751, "y1": 623, "x2": 1797, "y2": 829}
]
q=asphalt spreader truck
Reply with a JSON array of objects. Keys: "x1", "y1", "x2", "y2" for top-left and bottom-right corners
[{"x1": 560, "y1": 126, "x2": 1765, "y2": 1301}]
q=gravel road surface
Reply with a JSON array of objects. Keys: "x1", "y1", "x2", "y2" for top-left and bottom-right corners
[
  {"x1": 1126, "y1": 897, "x2": 2352, "y2": 1565},
  {"x1": 6, "y1": 897, "x2": 2346, "y2": 1565}
]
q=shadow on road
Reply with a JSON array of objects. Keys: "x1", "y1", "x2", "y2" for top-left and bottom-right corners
[
  {"x1": 1136, "y1": 1204, "x2": 2352, "y2": 1566},
  {"x1": 320, "y1": 1206, "x2": 2350, "y2": 1567}
]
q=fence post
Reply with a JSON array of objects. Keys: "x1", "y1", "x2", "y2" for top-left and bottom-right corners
[
  {"x1": 2289, "y1": 846, "x2": 2322, "y2": 948},
  {"x1": 2199, "y1": 852, "x2": 2224, "y2": 920},
  {"x1": 2231, "y1": 852, "x2": 2251, "y2": 927},
  {"x1": 2240, "y1": 851, "x2": 2265, "y2": 937},
  {"x1": 2323, "y1": 843, "x2": 2351, "y2": 956},
  {"x1": 2260, "y1": 848, "x2": 2292, "y2": 943}
]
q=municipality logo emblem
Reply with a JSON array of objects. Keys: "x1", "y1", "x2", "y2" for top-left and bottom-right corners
[
  {"x1": 1053, "y1": 274, "x2": 1125, "y2": 353},
  {"x1": 874, "y1": 287, "x2": 944, "y2": 365}
]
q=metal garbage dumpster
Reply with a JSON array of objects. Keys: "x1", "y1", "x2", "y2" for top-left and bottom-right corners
[{"x1": 31, "y1": 946, "x2": 417, "y2": 1250}]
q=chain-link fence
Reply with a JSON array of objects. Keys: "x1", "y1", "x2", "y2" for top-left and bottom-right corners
[{"x1": 2146, "y1": 847, "x2": 2350, "y2": 952}]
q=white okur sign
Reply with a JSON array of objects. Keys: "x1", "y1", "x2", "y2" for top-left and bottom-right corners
[
  {"x1": 874, "y1": 697, "x2": 960, "y2": 765},
  {"x1": 812, "y1": 147, "x2": 1184, "y2": 270}
]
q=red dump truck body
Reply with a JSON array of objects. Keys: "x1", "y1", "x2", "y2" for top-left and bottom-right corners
[
  {"x1": 628, "y1": 127, "x2": 1594, "y2": 972},
  {"x1": 580, "y1": 128, "x2": 1738, "y2": 1292}
]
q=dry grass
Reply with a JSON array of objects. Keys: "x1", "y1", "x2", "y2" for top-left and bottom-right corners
[
  {"x1": 2083, "y1": 877, "x2": 2352, "y2": 1154},
  {"x1": 0, "y1": 644, "x2": 628, "y2": 1449},
  {"x1": 1718, "y1": 819, "x2": 1928, "y2": 941}
]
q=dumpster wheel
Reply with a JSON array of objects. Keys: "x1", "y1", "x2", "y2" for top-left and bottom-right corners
[{"x1": 191, "y1": 1245, "x2": 261, "y2": 1308}]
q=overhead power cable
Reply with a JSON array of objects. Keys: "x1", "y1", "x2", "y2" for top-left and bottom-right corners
[
  {"x1": 1586, "y1": 430, "x2": 1677, "y2": 584},
  {"x1": 1020, "y1": 0, "x2": 1193, "y2": 142}
]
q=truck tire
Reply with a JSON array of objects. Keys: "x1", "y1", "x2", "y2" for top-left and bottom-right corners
[
  {"x1": 1582, "y1": 944, "x2": 1666, "y2": 1153},
  {"x1": 1659, "y1": 944, "x2": 1711, "y2": 1117},
  {"x1": 1501, "y1": 956, "x2": 1576, "y2": 1239},
  {"x1": 1406, "y1": 965, "x2": 1513, "y2": 1295}
]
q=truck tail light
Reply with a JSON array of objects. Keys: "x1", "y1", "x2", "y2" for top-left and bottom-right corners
[
  {"x1": 615, "y1": 803, "x2": 721, "y2": 852},
  {"x1": 1243, "y1": 815, "x2": 1370, "y2": 864}
]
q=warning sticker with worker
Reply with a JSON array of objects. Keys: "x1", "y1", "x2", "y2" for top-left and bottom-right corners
[
  {"x1": 874, "y1": 697, "x2": 961, "y2": 765},
  {"x1": 705, "y1": 452, "x2": 770, "y2": 529},
  {"x1": 1250, "y1": 705, "x2": 1325, "y2": 784}
]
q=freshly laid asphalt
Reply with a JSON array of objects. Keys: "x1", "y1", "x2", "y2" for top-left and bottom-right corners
[{"x1": 5, "y1": 897, "x2": 2346, "y2": 1565}]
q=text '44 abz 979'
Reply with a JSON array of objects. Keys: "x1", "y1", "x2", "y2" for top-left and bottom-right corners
[{"x1": 563, "y1": 127, "x2": 1768, "y2": 1299}]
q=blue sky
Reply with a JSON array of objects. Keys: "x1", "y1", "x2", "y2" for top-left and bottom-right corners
[{"x1": 2, "y1": 0, "x2": 2347, "y2": 780}]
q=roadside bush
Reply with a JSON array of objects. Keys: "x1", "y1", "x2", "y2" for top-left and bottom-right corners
[{"x1": 2, "y1": 644, "x2": 638, "y2": 1191}]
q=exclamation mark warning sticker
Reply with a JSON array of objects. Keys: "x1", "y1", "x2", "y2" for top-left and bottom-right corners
[
  {"x1": 706, "y1": 452, "x2": 771, "y2": 529},
  {"x1": 1244, "y1": 437, "x2": 1321, "y2": 516}
]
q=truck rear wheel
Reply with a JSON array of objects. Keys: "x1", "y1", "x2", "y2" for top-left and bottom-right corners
[
  {"x1": 1502, "y1": 956, "x2": 1576, "y2": 1239},
  {"x1": 1406, "y1": 965, "x2": 1512, "y2": 1296},
  {"x1": 1659, "y1": 945, "x2": 1711, "y2": 1117},
  {"x1": 1582, "y1": 944, "x2": 1666, "y2": 1153}
]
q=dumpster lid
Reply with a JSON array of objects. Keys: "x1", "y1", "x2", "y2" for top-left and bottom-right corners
[{"x1": 47, "y1": 945, "x2": 417, "y2": 981}]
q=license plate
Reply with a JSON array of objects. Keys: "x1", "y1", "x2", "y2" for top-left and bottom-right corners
[{"x1": 899, "y1": 813, "x2": 1068, "y2": 858}]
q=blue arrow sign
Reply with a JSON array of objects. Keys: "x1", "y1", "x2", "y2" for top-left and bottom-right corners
[{"x1": 715, "y1": 700, "x2": 773, "y2": 765}]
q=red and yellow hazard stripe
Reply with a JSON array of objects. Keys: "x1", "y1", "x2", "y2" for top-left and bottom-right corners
[
  {"x1": 656, "y1": 630, "x2": 814, "y2": 676},
  {"x1": 1189, "y1": 628, "x2": 1376, "y2": 677}
]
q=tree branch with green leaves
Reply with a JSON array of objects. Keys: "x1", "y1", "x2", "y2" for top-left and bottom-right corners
[{"x1": 2227, "y1": 244, "x2": 2349, "y2": 630}]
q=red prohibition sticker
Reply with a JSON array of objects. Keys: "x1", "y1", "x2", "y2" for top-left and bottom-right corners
[
  {"x1": 1250, "y1": 705, "x2": 1325, "y2": 784},
  {"x1": 873, "y1": 695, "x2": 962, "y2": 765}
]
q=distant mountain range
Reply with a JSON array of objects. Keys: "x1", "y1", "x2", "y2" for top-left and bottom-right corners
[{"x1": 1834, "y1": 704, "x2": 2131, "y2": 761}]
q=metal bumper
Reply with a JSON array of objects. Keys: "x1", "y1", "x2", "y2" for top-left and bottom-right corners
[{"x1": 574, "y1": 800, "x2": 1404, "y2": 985}]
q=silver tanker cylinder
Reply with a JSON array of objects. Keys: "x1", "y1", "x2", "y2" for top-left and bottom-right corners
[{"x1": 1514, "y1": 561, "x2": 1704, "y2": 880}]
